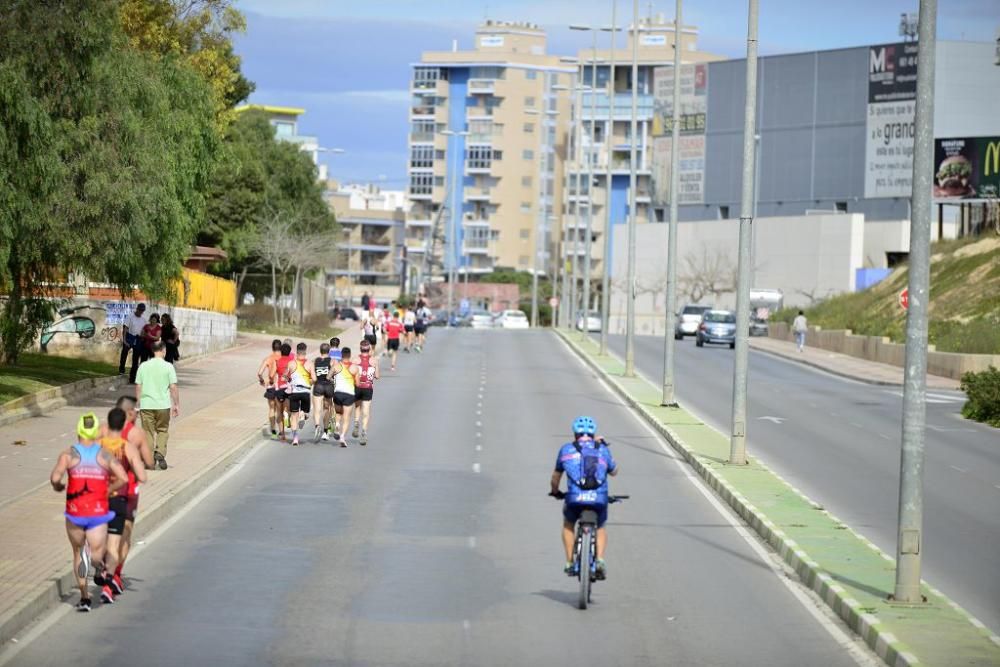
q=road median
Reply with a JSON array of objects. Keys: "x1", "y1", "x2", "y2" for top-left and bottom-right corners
[{"x1": 556, "y1": 329, "x2": 1000, "y2": 667}]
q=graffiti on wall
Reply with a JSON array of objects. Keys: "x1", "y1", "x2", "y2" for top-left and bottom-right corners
[{"x1": 39, "y1": 305, "x2": 105, "y2": 352}]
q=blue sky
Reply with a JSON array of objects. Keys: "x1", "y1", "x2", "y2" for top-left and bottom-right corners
[{"x1": 233, "y1": 0, "x2": 999, "y2": 186}]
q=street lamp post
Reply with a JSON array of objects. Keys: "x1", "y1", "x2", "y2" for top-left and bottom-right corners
[
  {"x1": 571, "y1": 25, "x2": 600, "y2": 339},
  {"x1": 527, "y1": 102, "x2": 560, "y2": 328},
  {"x1": 600, "y1": 4, "x2": 620, "y2": 356},
  {"x1": 441, "y1": 129, "x2": 469, "y2": 327},
  {"x1": 661, "y1": 0, "x2": 682, "y2": 406},
  {"x1": 569, "y1": 81, "x2": 590, "y2": 331},
  {"x1": 623, "y1": 0, "x2": 640, "y2": 377}
]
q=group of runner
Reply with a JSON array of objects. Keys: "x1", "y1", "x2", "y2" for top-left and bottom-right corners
[
  {"x1": 49, "y1": 399, "x2": 154, "y2": 611},
  {"x1": 359, "y1": 300, "x2": 432, "y2": 371}
]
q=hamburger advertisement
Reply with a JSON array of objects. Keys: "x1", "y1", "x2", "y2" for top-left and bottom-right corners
[{"x1": 934, "y1": 136, "x2": 1000, "y2": 199}]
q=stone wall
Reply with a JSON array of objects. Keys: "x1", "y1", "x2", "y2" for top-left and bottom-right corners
[
  {"x1": 38, "y1": 297, "x2": 237, "y2": 364},
  {"x1": 768, "y1": 321, "x2": 1000, "y2": 381}
]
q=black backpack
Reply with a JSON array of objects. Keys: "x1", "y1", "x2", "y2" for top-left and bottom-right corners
[{"x1": 569, "y1": 441, "x2": 607, "y2": 491}]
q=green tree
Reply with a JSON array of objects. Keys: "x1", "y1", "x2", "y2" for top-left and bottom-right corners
[{"x1": 0, "y1": 0, "x2": 218, "y2": 364}]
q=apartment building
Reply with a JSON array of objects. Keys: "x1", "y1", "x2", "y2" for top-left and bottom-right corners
[
  {"x1": 234, "y1": 104, "x2": 328, "y2": 181},
  {"x1": 565, "y1": 15, "x2": 724, "y2": 297},
  {"x1": 325, "y1": 183, "x2": 408, "y2": 298},
  {"x1": 406, "y1": 21, "x2": 575, "y2": 278}
]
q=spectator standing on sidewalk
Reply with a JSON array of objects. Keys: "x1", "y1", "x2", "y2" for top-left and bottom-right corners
[
  {"x1": 135, "y1": 342, "x2": 179, "y2": 470},
  {"x1": 793, "y1": 311, "x2": 808, "y2": 352},
  {"x1": 120, "y1": 303, "x2": 147, "y2": 377},
  {"x1": 360, "y1": 292, "x2": 370, "y2": 312},
  {"x1": 160, "y1": 314, "x2": 180, "y2": 363}
]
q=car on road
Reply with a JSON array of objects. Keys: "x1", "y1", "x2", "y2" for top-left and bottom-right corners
[
  {"x1": 675, "y1": 304, "x2": 712, "y2": 339},
  {"x1": 469, "y1": 309, "x2": 495, "y2": 329},
  {"x1": 330, "y1": 307, "x2": 359, "y2": 321},
  {"x1": 497, "y1": 309, "x2": 530, "y2": 329},
  {"x1": 575, "y1": 310, "x2": 602, "y2": 332},
  {"x1": 696, "y1": 310, "x2": 737, "y2": 348}
]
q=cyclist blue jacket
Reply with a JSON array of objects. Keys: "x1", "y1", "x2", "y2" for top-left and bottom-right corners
[{"x1": 555, "y1": 437, "x2": 616, "y2": 506}]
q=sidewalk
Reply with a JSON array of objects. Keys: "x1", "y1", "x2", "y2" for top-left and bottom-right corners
[
  {"x1": 558, "y1": 331, "x2": 999, "y2": 667},
  {"x1": 749, "y1": 336, "x2": 961, "y2": 390},
  {"x1": 0, "y1": 329, "x2": 361, "y2": 646}
]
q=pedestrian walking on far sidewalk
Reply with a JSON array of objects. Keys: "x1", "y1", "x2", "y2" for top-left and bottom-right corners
[
  {"x1": 135, "y1": 342, "x2": 179, "y2": 470},
  {"x1": 120, "y1": 303, "x2": 147, "y2": 378},
  {"x1": 793, "y1": 311, "x2": 808, "y2": 352}
]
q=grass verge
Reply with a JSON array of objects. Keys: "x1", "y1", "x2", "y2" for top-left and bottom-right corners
[
  {"x1": 237, "y1": 304, "x2": 342, "y2": 342},
  {"x1": 0, "y1": 354, "x2": 118, "y2": 405}
]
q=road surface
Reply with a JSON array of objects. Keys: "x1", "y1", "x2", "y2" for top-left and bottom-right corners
[
  {"x1": 605, "y1": 332, "x2": 1000, "y2": 632},
  {"x1": 4, "y1": 330, "x2": 871, "y2": 667}
]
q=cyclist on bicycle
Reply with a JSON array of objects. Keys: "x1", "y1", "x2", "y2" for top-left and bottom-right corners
[{"x1": 550, "y1": 416, "x2": 618, "y2": 579}]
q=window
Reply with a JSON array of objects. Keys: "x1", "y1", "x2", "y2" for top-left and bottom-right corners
[
  {"x1": 522, "y1": 176, "x2": 533, "y2": 187},
  {"x1": 518, "y1": 255, "x2": 530, "y2": 266},
  {"x1": 409, "y1": 173, "x2": 434, "y2": 195},
  {"x1": 835, "y1": 201, "x2": 848, "y2": 212},
  {"x1": 467, "y1": 145, "x2": 495, "y2": 170},
  {"x1": 272, "y1": 121, "x2": 295, "y2": 137},
  {"x1": 522, "y1": 149, "x2": 534, "y2": 160},
  {"x1": 411, "y1": 119, "x2": 435, "y2": 141},
  {"x1": 718, "y1": 205, "x2": 730, "y2": 220},
  {"x1": 523, "y1": 122, "x2": 535, "y2": 133},
  {"x1": 526, "y1": 70, "x2": 538, "y2": 80},
  {"x1": 413, "y1": 67, "x2": 442, "y2": 88},
  {"x1": 410, "y1": 145, "x2": 434, "y2": 169},
  {"x1": 520, "y1": 228, "x2": 531, "y2": 239},
  {"x1": 471, "y1": 66, "x2": 505, "y2": 80},
  {"x1": 524, "y1": 96, "x2": 536, "y2": 108},
  {"x1": 520, "y1": 202, "x2": 532, "y2": 213},
  {"x1": 435, "y1": 149, "x2": 445, "y2": 160}
]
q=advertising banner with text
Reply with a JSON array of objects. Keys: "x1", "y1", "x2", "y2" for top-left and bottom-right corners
[
  {"x1": 864, "y1": 41, "x2": 919, "y2": 198},
  {"x1": 934, "y1": 136, "x2": 1000, "y2": 199},
  {"x1": 652, "y1": 63, "x2": 708, "y2": 205}
]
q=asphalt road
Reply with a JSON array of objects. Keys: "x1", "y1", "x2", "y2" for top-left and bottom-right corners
[
  {"x1": 4, "y1": 329, "x2": 871, "y2": 667},
  {"x1": 604, "y1": 332, "x2": 1000, "y2": 632}
]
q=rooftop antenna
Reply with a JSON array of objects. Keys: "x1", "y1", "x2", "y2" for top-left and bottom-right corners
[{"x1": 899, "y1": 12, "x2": 918, "y2": 41}]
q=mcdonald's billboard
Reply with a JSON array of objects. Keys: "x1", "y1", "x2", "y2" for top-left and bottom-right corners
[{"x1": 934, "y1": 136, "x2": 1000, "y2": 199}]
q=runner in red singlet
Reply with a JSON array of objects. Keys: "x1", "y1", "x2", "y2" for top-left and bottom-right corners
[
  {"x1": 100, "y1": 407, "x2": 147, "y2": 602},
  {"x1": 350, "y1": 340, "x2": 380, "y2": 445},
  {"x1": 109, "y1": 395, "x2": 152, "y2": 590},
  {"x1": 49, "y1": 413, "x2": 127, "y2": 611},
  {"x1": 384, "y1": 312, "x2": 405, "y2": 371},
  {"x1": 274, "y1": 342, "x2": 294, "y2": 441}
]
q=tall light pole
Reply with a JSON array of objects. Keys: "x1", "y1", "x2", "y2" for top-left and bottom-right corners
[
  {"x1": 623, "y1": 0, "x2": 640, "y2": 377},
  {"x1": 661, "y1": 0, "x2": 682, "y2": 406},
  {"x1": 552, "y1": 82, "x2": 571, "y2": 328},
  {"x1": 441, "y1": 129, "x2": 468, "y2": 327},
  {"x1": 571, "y1": 25, "x2": 600, "y2": 337},
  {"x1": 569, "y1": 80, "x2": 590, "y2": 330},
  {"x1": 527, "y1": 101, "x2": 560, "y2": 327},
  {"x1": 893, "y1": 0, "x2": 937, "y2": 606},
  {"x1": 555, "y1": 71, "x2": 575, "y2": 329},
  {"x1": 599, "y1": 3, "x2": 620, "y2": 356},
  {"x1": 729, "y1": 0, "x2": 759, "y2": 465}
]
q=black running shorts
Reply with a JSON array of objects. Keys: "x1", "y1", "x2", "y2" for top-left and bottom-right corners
[
  {"x1": 355, "y1": 387, "x2": 374, "y2": 402},
  {"x1": 364, "y1": 334, "x2": 377, "y2": 346},
  {"x1": 264, "y1": 387, "x2": 277, "y2": 400},
  {"x1": 312, "y1": 381, "x2": 335, "y2": 399},
  {"x1": 333, "y1": 391, "x2": 356, "y2": 407},
  {"x1": 404, "y1": 324, "x2": 414, "y2": 333},
  {"x1": 387, "y1": 338, "x2": 400, "y2": 351},
  {"x1": 107, "y1": 496, "x2": 128, "y2": 535},
  {"x1": 414, "y1": 324, "x2": 427, "y2": 334},
  {"x1": 288, "y1": 392, "x2": 311, "y2": 414}
]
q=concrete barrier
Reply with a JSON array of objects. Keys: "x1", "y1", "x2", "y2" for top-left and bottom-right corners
[{"x1": 769, "y1": 321, "x2": 1000, "y2": 380}]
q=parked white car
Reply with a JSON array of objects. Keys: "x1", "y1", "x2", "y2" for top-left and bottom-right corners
[
  {"x1": 469, "y1": 310, "x2": 494, "y2": 329},
  {"x1": 674, "y1": 304, "x2": 713, "y2": 339},
  {"x1": 575, "y1": 310, "x2": 602, "y2": 332},
  {"x1": 497, "y1": 309, "x2": 530, "y2": 329}
]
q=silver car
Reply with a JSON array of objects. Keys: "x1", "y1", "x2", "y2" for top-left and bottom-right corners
[
  {"x1": 469, "y1": 310, "x2": 494, "y2": 329},
  {"x1": 675, "y1": 304, "x2": 712, "y2": 339},
  {"x1": 575, "y1": 310, "x2": 602, "y2": 332},
  {"x1": 696, "y1": 310, "x2": 737, "y2": 349}
]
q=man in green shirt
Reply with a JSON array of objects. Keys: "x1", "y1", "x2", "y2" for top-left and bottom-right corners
[{"x1": 135, "y1": 342, "x2": 179, "y2": 470}]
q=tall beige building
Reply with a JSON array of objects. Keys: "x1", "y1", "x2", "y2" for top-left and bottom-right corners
[
  {"x1": 406, "y1": 21, "x2": 574, "y2": 280},
  {"x1": 405, "y1": 17, "x2": 722, "y2": 294}
]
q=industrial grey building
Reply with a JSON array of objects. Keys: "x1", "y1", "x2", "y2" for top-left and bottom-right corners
[{"x1": 668, "y1": 40, "x2": 1000, "y2": 224}]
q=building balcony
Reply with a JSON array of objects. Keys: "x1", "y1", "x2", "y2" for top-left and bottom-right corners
[
  {"x1": 465, "y1": 188, "x2": 493, "y2": 201},
  {"x1": 408, "y1": 190, "x2": 433, "y2": 200},
  {"x1": 465, "y1": 164, "x2": 493, "y2": 175},
  {"x1": 467, "y1": 79, "x2": 496, "y2": 95},
  {"x1": 581, "y1": 92, "x2": 654, "y2": 121},
  {"x1": 463, "y1": 218, "x2": 490, "y2": 228},
  {"x1": 462, "y1": 241, "x2": 492, "y2": 255},
  {"x1": 406, "y1": 218, "x2": 434, "y2": 227}
]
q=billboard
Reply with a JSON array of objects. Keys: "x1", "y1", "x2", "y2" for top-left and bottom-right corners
[
  {"x1": 651, "y1": 63, "x2": 708, "y2": 205},
  {"x1": 933, "y1": 136, "x2": 1000, "y2": 199},
  {"x1": 864, "y1": 42, "x2": 919, "y2": 199}
]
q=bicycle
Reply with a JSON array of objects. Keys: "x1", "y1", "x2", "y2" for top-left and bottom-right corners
[{"x1": 550, "y1": 492, "x2": 629, "y2": 609}]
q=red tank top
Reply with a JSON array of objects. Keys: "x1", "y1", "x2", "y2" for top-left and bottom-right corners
[
  {"x1": 275, "y1": 354, "x2": 294, "y2": 389},
  {"x1": 103, "y1": 433, "x2": 136, "y2": 499},
  {"x1": 65, "y1": 443, "x2": 110, "y2": 517},
  {"x1": 121, "y1": 422, "x2": 138, "y2": 498},
  {"x1": 355, "y1": 354, "x2": 375, "y2": 389}
]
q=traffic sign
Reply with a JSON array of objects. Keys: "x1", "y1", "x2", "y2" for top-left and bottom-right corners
[
  {"x1": 898, "y1": 287, "x2": 909, "y2": 310},
  {"x1": 548, "y1": 297, "x2": 559, "y2": 308}
]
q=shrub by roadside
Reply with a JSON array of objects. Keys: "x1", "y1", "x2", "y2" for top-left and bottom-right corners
[{"x1": 960, "y1": 366, "x2": 1000, "y2": 428}]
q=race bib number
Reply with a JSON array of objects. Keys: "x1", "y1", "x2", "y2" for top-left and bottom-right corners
[{"x1": 576, "y1": 491, "x2": 598, "y2": 503}]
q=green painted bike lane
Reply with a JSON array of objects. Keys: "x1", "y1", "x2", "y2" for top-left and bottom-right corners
[{"x1": 557, "y1": 331, "x2": 1000, "y2": 667}]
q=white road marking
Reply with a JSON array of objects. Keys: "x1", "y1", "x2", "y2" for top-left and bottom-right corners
[
  {"x1": 475, "y1": 421, "x2": 482, "y2": 428},
  {"x1": 472, "y1": 463, "x2": 481, "y2": 474},
  {"x1": 467, "y1": 536, "x2": 477, "y2": 549},
  {"x1": 949, "y1": 465, "x2": 967, "y2": 474},
  {"x1": 878, "y1": 433, "x2": 891, "y2": 440},
  {"x1": 849, "y1": 422, "x2": 863, "y2": 429},
  {"x1": 758, "y1": 416, "x2": 786, "y2": 425},
  {"x1": 475, "y1": 445, "x2": 482, "y2": 452}
]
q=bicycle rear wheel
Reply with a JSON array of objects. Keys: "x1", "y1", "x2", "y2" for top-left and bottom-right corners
[{"x1": 578, "y1": 527, "x2": 592, "y2": 610}]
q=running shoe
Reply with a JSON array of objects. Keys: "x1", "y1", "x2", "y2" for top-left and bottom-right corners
[
  {"x1": 595, "y1": 558, "x2": 607, "y2": 580},
  {"x1": 298, "y1": 418, "x2": 306, "y2": 430},
  {"x1": 110, "y1": 574, "x2": 125, "y2": 595},
  {"x1": 94, "y1": 569, "x2": 107, "y2": 586},
  {"x1": 292, "y1": 435, "x2": 299, "y2": 446},
  {"x1": 270, "y1": 430, "x2": 278, "y2": 441},
  {"x1": 360, "y1": 430, "x2": 368, "y2": 446},
  {"x1": 100, "y1": 584, "x2": 114, "y2": 604},
  {"x1": 76, "y1": 597, "x2": 92, "y2": 612},
  {"x1": 77, "y1": 544, "x2": 92, "y2": 580},
  {"x1": 340, "y1": 439, "x2": 348, "y2": 448},
  {"x1": 563, "y1": 561, "x2": 576, "y2": 576},
  {"x1": 321, "y1": 432, "x2": 330, "y2": 441},
  {"x1": 156, "y1": 456, "x2": 168, "y2": 471},
  {"x1": 332, "y1": 430, "x2": 341, "y2": 442},
  {"x1": 352, "y1": 423, "x2": 360, "y2": 438},
  {"x1": 313, "y1": 428, "x2": 322, "y2": 443}
]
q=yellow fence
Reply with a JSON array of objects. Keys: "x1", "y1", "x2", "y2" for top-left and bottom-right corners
[{"x1": 174, "y1": 268, "x2": 237, "y2": 314}]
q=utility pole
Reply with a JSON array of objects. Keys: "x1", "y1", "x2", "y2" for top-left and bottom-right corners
[
  {"x1": 599, "y1": 1, "x2": 618, "y2": 356},
  {"x1": 893, "y1": 0, "x2": 936, "y2": 605},
  {"x1": 623, "y1": 0, "x2": 639, "y2": 377},
  {"x1": 569, "y1": 75, "x2": 585, "y2": 330},
  {"x1": 582, "y1": 29, "x2": 598, "y2": 338},
  {"x1": 661, "y1": 0, "x2": 682, "y2": 407},
  {"x1": 729, "y1": 0, "x2": 758, "y2": 465}
]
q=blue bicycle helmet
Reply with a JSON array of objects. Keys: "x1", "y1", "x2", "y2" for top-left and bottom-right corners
[{"x1": 572, "y1": 415, "x2": 597, "y2": 436}]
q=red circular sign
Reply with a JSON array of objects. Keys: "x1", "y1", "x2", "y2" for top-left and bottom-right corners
[{"x1": 898, "y1": 287, "x2": 909, "y2": 310}]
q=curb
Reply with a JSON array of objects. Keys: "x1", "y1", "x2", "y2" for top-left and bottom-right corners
[
  {"x1": 0, "y1": 424, "x2": 265, "y2": 647},
  {"x1": 748, "y1": 343, "x2": 904, "y2": 387},
  {"x1": 0, "y1": 342, "x2": 250, "y2": 429},
  {"x1": 556, "y1": 330, "x2": 999, "y2": 667}
]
